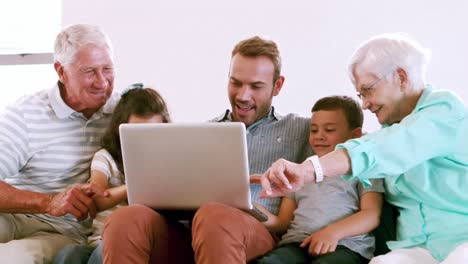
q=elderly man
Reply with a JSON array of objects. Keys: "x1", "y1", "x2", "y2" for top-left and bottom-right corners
[{"x1": 0, "y1": 24, "x2": 119, "y2": 263}]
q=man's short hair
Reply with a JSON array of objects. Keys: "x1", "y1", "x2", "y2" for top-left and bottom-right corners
[
  {"x1": 231, "y1": 36, "x2": 282, "y2": 82},
  {"x1": 54, "y1": 24, "x2": 113, "y2": 66},
  {"x1": 311, "y1": 95, "x2": 363, "y2": 129}
]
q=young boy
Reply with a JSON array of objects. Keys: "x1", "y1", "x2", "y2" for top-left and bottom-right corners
[{"x1": 255, "y1": 95, "x2": 384, "y2": 264}]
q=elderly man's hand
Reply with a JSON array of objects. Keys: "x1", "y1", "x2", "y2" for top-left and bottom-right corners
[
  {"x1": 259, "y1": 158, "x2": 315, "y2": 197},
  {"x1": 45, "y1": 184, "x2": 109, "y2": 220}
]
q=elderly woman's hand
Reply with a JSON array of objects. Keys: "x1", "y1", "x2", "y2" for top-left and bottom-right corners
[{"x1": 259, "y1": 158, "x2": 315, "y2": 197}]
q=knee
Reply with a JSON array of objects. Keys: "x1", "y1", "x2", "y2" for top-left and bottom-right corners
[
  {"x1": 52, "y1": 244, "x2": 93, "y2": 264},
  {"x1": 0, "y1": 214, "x2": 15, "y2": 242},
  {"x1": 369, "y1": 254, "x2": 391, "y2": 264},
  {"x1": 103, "y1": 205, "x2": 166, "y2": 242},
  {"x1": 6, "y1": 255, "x2": 40, "y2": 264},
  {"x1": 104, "y1": 205, "x2": 161, "y2": 233},
  {"x1": 88, "y1": 242, "x2": 103, "y2": 264},
  {"x1": 0, "y1": 245, "x2": 51, "y2": 264},
  {"x1": 192, "y1": 203, "x2": 240, "y2": 240},
  {"x1": 193, "y1": 203, "x2": 234, "y2": 227}
]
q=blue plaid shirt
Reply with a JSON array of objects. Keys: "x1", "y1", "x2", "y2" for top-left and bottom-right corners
[{"x1": 212, "y1": 107, "x2": 313, "y2": 214}]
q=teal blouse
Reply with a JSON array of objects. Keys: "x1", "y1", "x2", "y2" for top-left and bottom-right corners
[{"x1": 337, "y1": 86, "x2": 468, "y2": 261}]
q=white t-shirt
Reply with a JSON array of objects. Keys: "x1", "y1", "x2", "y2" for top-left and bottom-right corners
[{"x1": 88, "y1": 148, "x2": 127, "y2": 246}]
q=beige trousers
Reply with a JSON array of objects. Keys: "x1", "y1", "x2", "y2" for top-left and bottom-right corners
[{"x1": 0, "y1": 213, "x2": 76, "y2": 264}]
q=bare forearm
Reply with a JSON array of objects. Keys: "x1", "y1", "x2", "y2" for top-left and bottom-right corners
[
  {"x1": 262, "y1": 210, "x2": 290, "y2": 233},
  {"x1": 324, "y1": 208, "x2": 381, "y2": 240},
  {"x1": 93, "y1": 185, "x2": 127, "y2": 212},
  {"x1": 0, "y1": 181, "x2": 51, "y2": 214},
  {"x1": 327, "y1": 192, "x2": 383, "y2": 240},
  {"x1": 257, "y1": 198, "x2": 295, "y2": 234},
  {"x1": 321, "y1": 149, "x2": 352, "y2": 177}
]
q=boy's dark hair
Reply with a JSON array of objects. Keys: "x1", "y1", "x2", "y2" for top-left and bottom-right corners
[
  {"x1": 311, "y1": 95, "x2": 363, "y2": 129},
  {"x1": 101, "y1": 87, "x2": 171, "y2": 173}
]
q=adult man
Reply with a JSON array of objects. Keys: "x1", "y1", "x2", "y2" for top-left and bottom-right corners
[
  {"x1": 0, "y1": 24, "x2": 119, "y2": 263},
  {"x1": 101, "y1": 36, "x2": 312, "y2": 264}
]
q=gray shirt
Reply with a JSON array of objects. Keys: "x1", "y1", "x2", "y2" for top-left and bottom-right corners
[
  {"x1": 213, "y1": 107, "x2": 313, "y2": 215},
  {"x1": 280, "y1": 176, "x2": 384, "y2": 259}
]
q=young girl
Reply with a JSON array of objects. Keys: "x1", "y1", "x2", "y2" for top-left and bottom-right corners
[{"x1": 53, "y1": 84, "x2": 171, "y2": 264}]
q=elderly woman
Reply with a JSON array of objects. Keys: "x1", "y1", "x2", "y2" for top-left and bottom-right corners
[{"x1": 260, "y1": 33, "x2": 468, "y2": 264}]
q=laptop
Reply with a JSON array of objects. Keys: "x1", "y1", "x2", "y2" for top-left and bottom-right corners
[{"x1": 119, "y1": 122, "x2": 267, "y2": 221}]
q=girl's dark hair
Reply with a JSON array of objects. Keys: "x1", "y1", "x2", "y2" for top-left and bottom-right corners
[
  {"x1": 311, "y1": 95, "x2": 363, "y2": 129},
  {"x1": 101, "y1": 87, "x2": 171, "y2": 174}
]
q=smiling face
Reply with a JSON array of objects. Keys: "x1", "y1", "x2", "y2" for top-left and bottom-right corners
[
  {"x1": 309, "y1": 109, "x2": 360, "y2": 157},
  {"x1": 55, "y1": 44, "x2": 115, "y2": 118},
  {"x1": 354, "y1": 66, "x2": 407, "y2": 125},
  {"x1": 228, "y1": 54, "x2": 283, "y2": 127}
]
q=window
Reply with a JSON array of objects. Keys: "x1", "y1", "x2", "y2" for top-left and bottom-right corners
[{"x1": 0, "y1": 0, "x2": 61, "y2": 110}]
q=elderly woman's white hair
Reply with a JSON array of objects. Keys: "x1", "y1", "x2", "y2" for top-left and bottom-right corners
[
  {"x1": 54, "y1": 24, "x2": 113, "y2": 66},
  {"x1": 348, "y1": 33, "x2": 432, "y2": 89}
]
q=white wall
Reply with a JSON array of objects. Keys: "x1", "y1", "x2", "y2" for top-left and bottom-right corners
[{"x1": 63, "y1": 0, "x2": 468, "y2": 132}]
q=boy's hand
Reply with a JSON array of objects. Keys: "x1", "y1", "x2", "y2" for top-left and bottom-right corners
[
  {"x1": 249, "y1": 174, "x2": 262, "y2": 184},
  {"x1": 300, "y1": 226, "x2": 340, "y2": 256}
]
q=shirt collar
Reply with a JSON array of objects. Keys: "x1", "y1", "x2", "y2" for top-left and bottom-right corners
[
  {"x1": 48, "y1": 82, "x2": 75, "y2": 119},
  {"x1": 213, "y1": 106, "x2": 282, "y2": 123},
  {"x1": 382, "y1": 84, "x2": 432, "y2": 128},
  {"x1": 48, "y1": 81, "x2": 119, "y2": 119},
  {"x1": 412, "y1": 84, "x2": 433, "y2": 113}
]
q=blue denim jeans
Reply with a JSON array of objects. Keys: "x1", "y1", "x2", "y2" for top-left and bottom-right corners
[
  {"x1": 254, "y1": 243, "x2": 368, "y2": 264},
  {"x1": 52, "y1": 240, "x2": 103, "y2": 264}
]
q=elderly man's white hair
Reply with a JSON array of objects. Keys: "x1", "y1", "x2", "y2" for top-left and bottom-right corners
[
  {"x1": 348, "y1": 33, "x2": 432, "y2": 89},
  {"x1": 54, "y1": 24, "x2": 114, "y2": 66}
]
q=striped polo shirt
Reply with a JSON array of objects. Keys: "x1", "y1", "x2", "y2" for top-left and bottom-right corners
[
  {"x1": 0, "y1": 83, "x2": 119, "y2": 243},
  {"x1": 212, "y1": 107, "x2": 313, "y2": 215}
]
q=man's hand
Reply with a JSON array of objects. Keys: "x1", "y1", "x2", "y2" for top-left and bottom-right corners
[
  {"x1": 259, "y1": 159, "x2": 315, "y2": 197},
  {"x1": 45, "y1": 183, "x2": 109, "y2": 220},
  {"x1": 300, "y1": 226, "x2": 340, "y2": 256}
]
